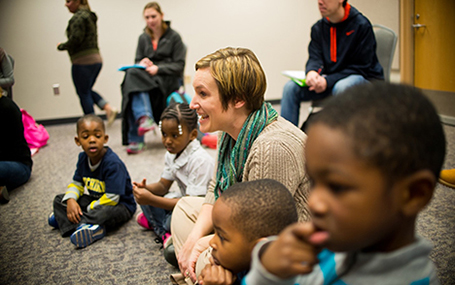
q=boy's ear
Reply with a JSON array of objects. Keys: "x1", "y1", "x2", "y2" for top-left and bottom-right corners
[
  {"x1": 400, "y1": 169, "x2": 436, "y2": 216},
  {"x1": 104, "y1": 134, "x2": 109, "y2": 144},
  {"x1": 74, "y1": 136, "x2": 81, "y2": 146}
]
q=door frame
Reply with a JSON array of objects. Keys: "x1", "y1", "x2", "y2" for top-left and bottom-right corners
[
  {"x1": 399, "y1": 0, "x2": 414, "y2": 85},
  {"x1": 400, "y1": 0, "x2": 455, "y2": 125}
]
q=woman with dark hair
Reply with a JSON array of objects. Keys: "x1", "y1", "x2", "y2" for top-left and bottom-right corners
[
  {"x1": 57, "y1": 0, "x2": 117, "y2": 124},
  {"x1": 120, "y1": 2, "x2": 186, "y2": 154}
]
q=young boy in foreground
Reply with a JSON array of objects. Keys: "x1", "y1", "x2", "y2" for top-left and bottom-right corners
[
  {"x1": 49, "y1": 114, "x2": 136, "y2": 248},
  {"x1": 244, "y1": 82, "x2": 445, "y2": 284},
  {"x1": 197, "y1": 179, "x2": 298, "y2": 285}
]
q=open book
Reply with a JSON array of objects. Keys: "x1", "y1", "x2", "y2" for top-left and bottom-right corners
[
  {"x1": 281, "y1": 70, "x2": 307, "y2": 87},
  {"x1": 118, "y1": 64, "x2": 146, "y2": 71}
]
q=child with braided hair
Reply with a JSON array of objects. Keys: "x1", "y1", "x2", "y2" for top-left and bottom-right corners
[{"x1": 132, "y1": 102, "x2": 215, "y2": 246}]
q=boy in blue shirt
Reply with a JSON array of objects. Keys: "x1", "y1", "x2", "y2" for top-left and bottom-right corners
[
  {"x1": 49, "y1": 114, "x2": 136, "y2": 248},
  {"x1": 245, "y1": 82, "x2": 445, "y2": 284}
]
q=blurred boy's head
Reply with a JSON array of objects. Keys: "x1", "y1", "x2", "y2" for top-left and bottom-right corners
[
  {"x1": 305, "y1": 82, "x2": 446, "y2": 253},
  {"x1": 75, "y1": 114, "x2": 108, "y2": 165},
  {"x1": 210, "y1": 179, "x2": 298, "y2": 274}
]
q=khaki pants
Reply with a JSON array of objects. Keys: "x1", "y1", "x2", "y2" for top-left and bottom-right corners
[{"x1": 170, "y1": 197, "x2": 213, "y2": 279}]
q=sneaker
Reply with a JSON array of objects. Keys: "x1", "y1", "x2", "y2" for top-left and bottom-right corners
[
  {"x1": 162, "y1": 232, "x2": 172, "y2": 247},
  {"x1": 439, "y1": 169, "x2": 455, "y2": 189},
  {"x1": 138, "y1": 116, "x2": 156, "y2": 136},
  {"x1": 106, "y1": 107, "x2": 118, "y2": 127},
  {"x1": 70, "y1": 224, "x2": 106, "y2": 248},
  {"x1": 0, "y1": 186, "x2": 9, "y2": 204},
  {"x1": 48, "y1": 212, "x2": 59, "y2": 228},
  {"x1": 136, "y1": 212, "x2": 153, "y2": 230},
  {"x1": 126, "y1": 142, "x2": 145, "y2": 155}
]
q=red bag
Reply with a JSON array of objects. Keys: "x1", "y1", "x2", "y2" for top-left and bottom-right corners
[{"x1": 21, "y1": 109, "x2": 49, "y2": 149}]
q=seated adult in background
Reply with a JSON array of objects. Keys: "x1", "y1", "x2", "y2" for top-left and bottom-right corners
[
  {"x1": 170, "y1": 47, "x2": 311, "y2": 282},
  {"x1": 0, "y1": 48, "x2": 14, "y2": 100},
  {"x1": 0, "y1": 89, "x2": 33, "y2": 203},
  {"x1": 281, "y1": 0, "x2": 383, "y2": 126},
  {"x1": 121, "y1": 1, "x2": 186, "y2": 154}
]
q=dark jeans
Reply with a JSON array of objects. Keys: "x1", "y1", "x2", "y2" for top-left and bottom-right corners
[
  {"x1": 71, "y1": 63, "x2": 107, "y2": 114},
  {"x1": 0, "y1": 161, "x2": 31, "y2": 190},
  {"x1": 53, "y1": 194, "x2": 133, "y2": 237},
  {"x1": 140, "y1": 204, "x2": 172, "y2": 238}
]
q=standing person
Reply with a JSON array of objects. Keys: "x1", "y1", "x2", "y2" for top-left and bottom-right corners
[
  {"x1": 132, "y1": 103, "x2": 215, "y2": 244},
  {"x1": 120, "y1": 2, "x2": 186, "y2": 154},
  {"x1": 170, "y1": 47, "x2": 311, "y2": 282},
  {"x1": 48, "y1": 114, "x2": 136, "y2": 248},
  {"x1": 244, "y1": 82, "x2": 444, "y2": 285},
  {"x1": 0, "y1": 89, "x2": 33, "y2": 203},
  {"x1": 57, "y1": 0, "x2": 118, "y2": 125},
  {"x1": 281, "y1": 0, "x2": 383, "y2": 126},
  {"x1": 0, "y1": 48, "x2": 14, "y2": 100}
]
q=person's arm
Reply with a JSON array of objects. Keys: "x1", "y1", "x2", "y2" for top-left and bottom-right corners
[
  {"x1": 155, "y1": 30, "x2": 186, "y2": 76},
  {"x1": 323, "y1": 23, "x2": 377, "y2": 89},
  {"x1": 133, "y1": 178, "x2": 178, "y2": 211},
  {"x1": 135, "y1": 34, "x2": 149, "y2": 64},
  {"x1": 0, "y1": 53, "x2": 14, "y2": 88},
  {"x1": 57, "y1": 12, "x2": 86, "y2": 51}
]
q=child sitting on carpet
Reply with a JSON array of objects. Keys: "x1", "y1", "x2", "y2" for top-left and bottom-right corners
[
  {"x1": 132, "y1": 103, "x2": 214, "y2": 245},
  {"x1": 195, "y1": 179, "x2": 298, "y2": 285},
  {"x1": 244, "y1": 82, "x2": 445, "y2": 284},
  {"x1": 48, "y1": 114, "x2": 136, "y2": 248}
]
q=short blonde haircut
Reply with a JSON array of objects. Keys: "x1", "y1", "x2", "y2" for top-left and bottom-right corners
[{"x1": 195, "y1": 47, "x2": 266, "y2": 112}]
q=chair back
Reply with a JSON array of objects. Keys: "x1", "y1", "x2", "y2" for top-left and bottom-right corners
[{"x1": 373, "y1": 24, "x2": 397, "y2": 82}]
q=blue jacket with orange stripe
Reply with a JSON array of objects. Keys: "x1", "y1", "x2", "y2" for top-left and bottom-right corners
[{"x1": 306, "y1": 3, "x2": 384, "y2": 92}]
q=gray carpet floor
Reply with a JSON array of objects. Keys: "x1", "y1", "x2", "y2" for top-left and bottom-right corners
[{"x1": 1, "y1": 105, "x2": 454, "y2": 284}]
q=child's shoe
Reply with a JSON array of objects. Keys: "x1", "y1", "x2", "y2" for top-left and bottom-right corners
[
  {"x1": 162, "y1": 232, "x2": 172, "y2": 247},
  {"x1": 126, "y1": 142, "x2": 145, "y2": 155},
  {"x1": 70, "y1": 223, "x2": 105, "y2": 248},
  {"x1": 439, "y1": 169, "x2": 455, "y2": 189},
  {"x1": 48, "y1": 212, "x2": 59, "y2": 228},
  {"x1": 138, "y1": 116, "x2": 156, "y2": 136},
  {"x1": 136, "y1": 212, "x2": 153, "y2": 230}
]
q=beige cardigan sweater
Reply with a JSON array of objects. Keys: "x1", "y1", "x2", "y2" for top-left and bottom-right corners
[{"x1": 204, "y1": 116, "x2": 311, "y2": 222}]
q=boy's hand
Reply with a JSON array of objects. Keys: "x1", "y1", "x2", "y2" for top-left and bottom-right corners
[
  {"x1": 260, "y1": 223, "x2": 328, "y2": 279},
  {"x1": 66, "y1": 198, "x2": 82, "y2": 224},
  {"x1": 198, "y1": 262, "x2": 235, "y2": 285},
  {"x1": 133, "y1": 178, "x2": 147, "y2": 189},
  {"x1": 132, "y1": 185, "x2": 154, "y2": 205}
]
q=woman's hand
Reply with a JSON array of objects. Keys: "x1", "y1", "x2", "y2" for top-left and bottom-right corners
[
  {"x1": 66, "y1": 198, "x2": 82, "y2": 224},
  {"x1": 145, "y1": 65, "x2": 158, "y2": 76},
  {"x1": 139, "y1": 57, "x2": 153, "y2": 67}
]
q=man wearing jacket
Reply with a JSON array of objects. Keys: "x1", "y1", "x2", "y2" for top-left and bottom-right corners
[{"x1": 281, "y1": 0, "x2": 384, "y2": 126}]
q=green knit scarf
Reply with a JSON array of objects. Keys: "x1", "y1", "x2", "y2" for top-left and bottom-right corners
[{"x1": 214, "y1": 102, "x2": 278, "y2": 200}]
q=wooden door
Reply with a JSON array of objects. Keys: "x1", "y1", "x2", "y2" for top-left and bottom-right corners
[{"x1": 414, "y1": 0, "x2": 455, "y2": 123}]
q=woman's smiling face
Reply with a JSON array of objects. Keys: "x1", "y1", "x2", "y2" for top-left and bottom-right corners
[{"x1": 190, "y1": 68, "x2": 234, "y2": 134}]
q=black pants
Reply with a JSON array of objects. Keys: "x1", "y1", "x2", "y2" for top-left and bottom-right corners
[{"x1": 53, "y1": 194, "x2": 133, "y2": 237}]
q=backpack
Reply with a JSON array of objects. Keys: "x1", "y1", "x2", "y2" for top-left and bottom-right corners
[{"x1": 21, "y1": 109, "x2": 49, "y2": 149}]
